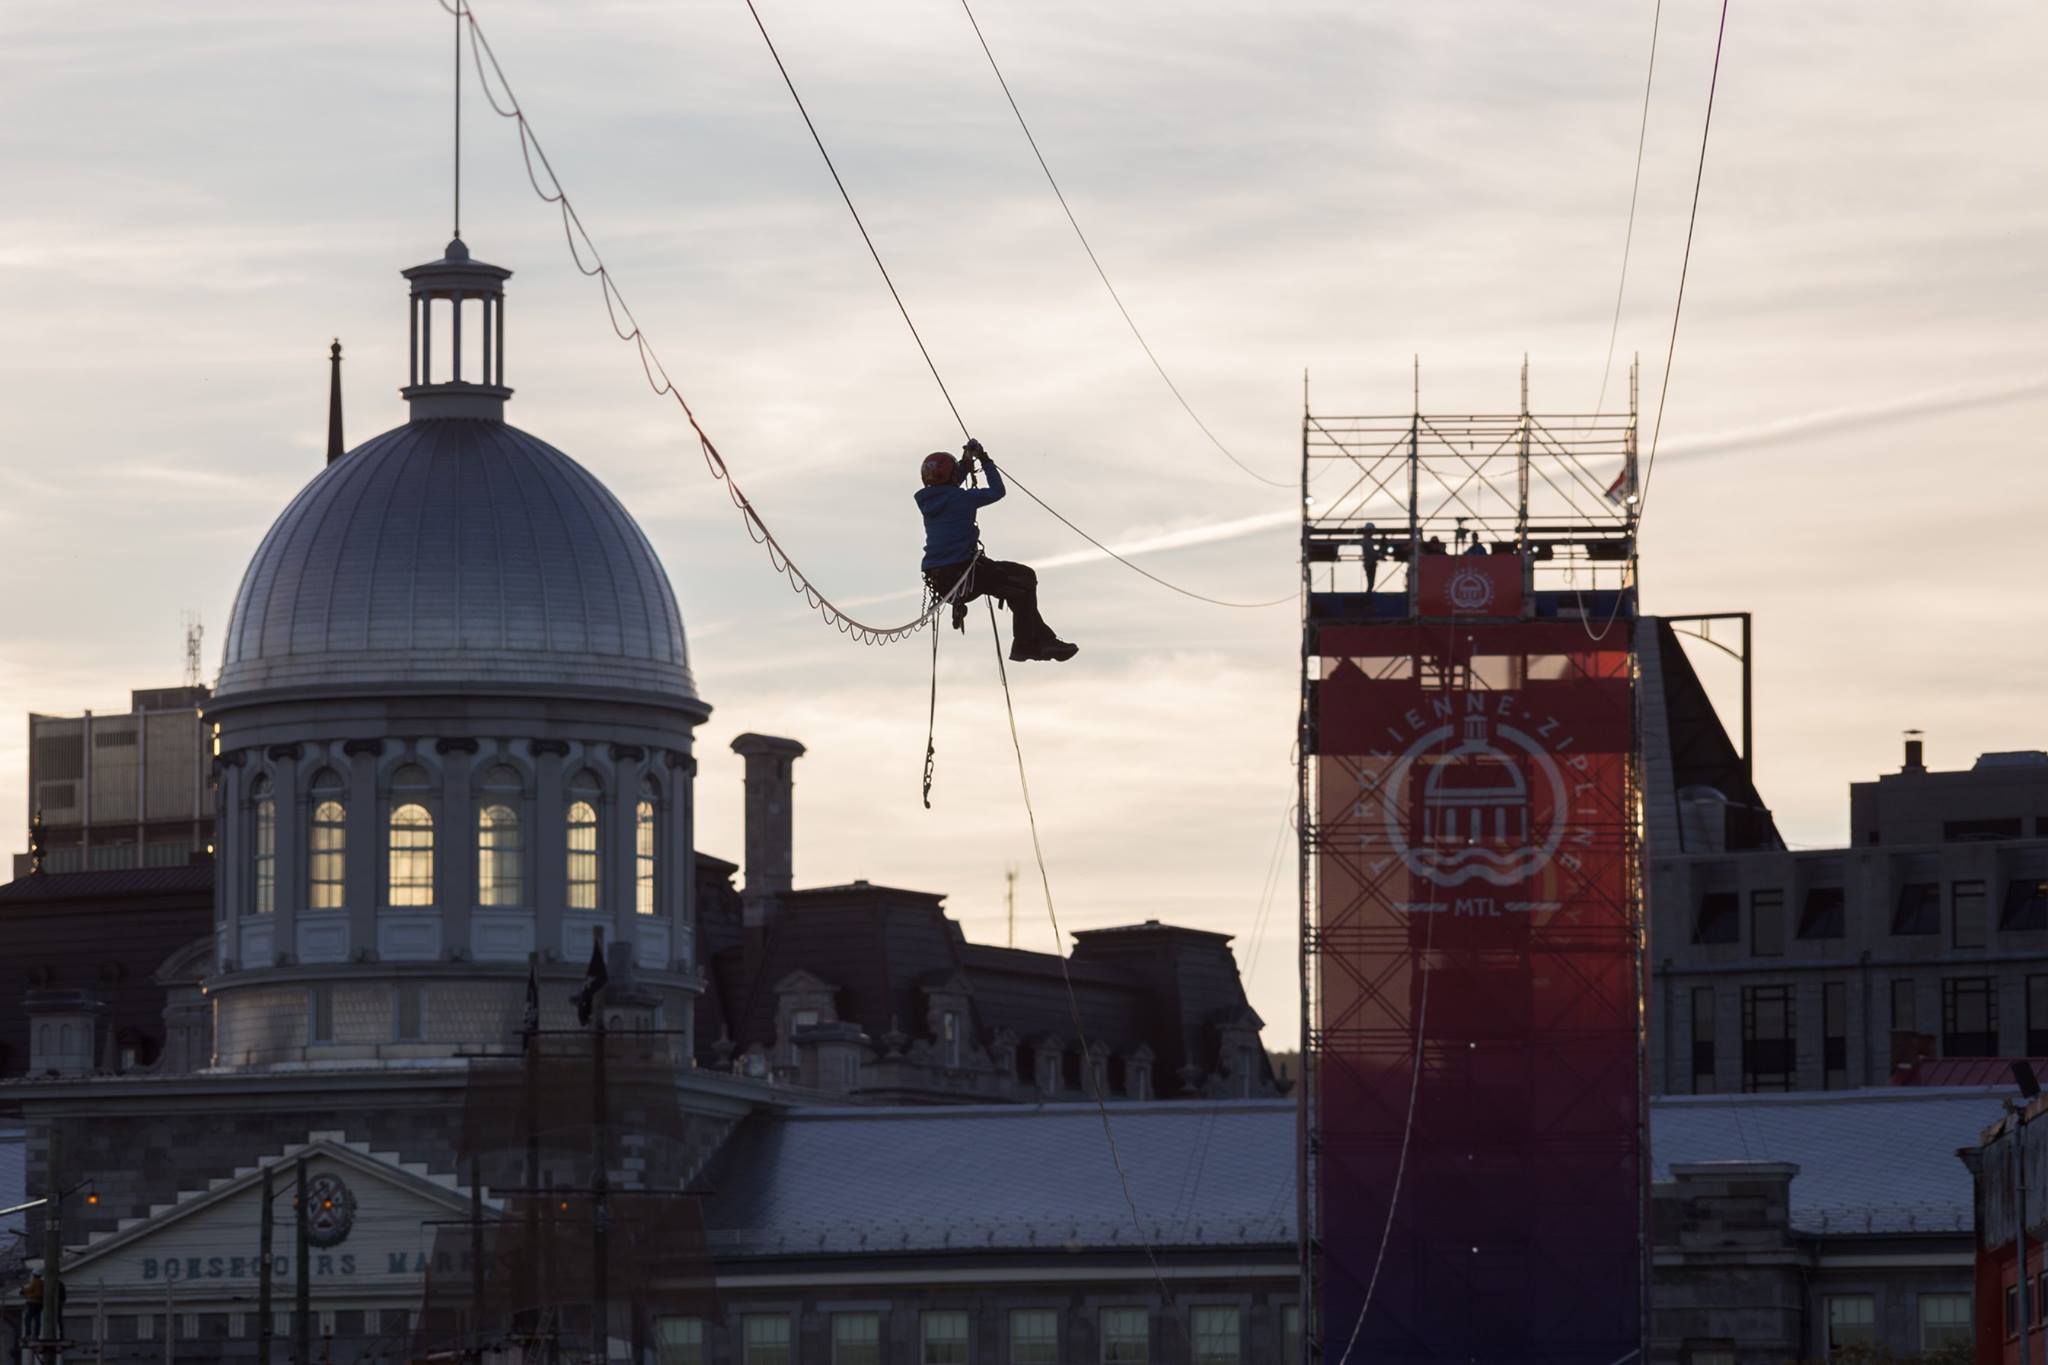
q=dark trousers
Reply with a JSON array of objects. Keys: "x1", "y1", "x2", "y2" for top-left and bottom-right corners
[{"x1": 926, "y1": 558, "x2": 1053, "y2": 647}]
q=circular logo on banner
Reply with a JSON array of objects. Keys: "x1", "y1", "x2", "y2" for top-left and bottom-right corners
[
  {"x1": 305, "y1": 1173, "x2": 358, "y2": 1248},
  {"x1": 1446, "y1": 563, "x2": 1496, "y2": 613},
  {"x1": 1384, "y1": 709, "x2": 1569, "y2": 887}
]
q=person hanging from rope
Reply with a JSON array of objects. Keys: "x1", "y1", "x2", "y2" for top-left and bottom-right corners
[{"x1": 918, "y1": 439, "x2": 1078, "y2": 663}]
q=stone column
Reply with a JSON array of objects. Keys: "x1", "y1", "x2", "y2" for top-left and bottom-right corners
[
  {"x1": 533, "y1": 740, "x2": 567, "y2": 960},
  {"x1": 269, "y1": 745, "x2": 304, "y2": 964},
  {"x1": 345, "y1": 741, "x2": 380, "y2": 957},
  {"x1": 439, "y1": 741, "x2": 478, "y2": 958}
]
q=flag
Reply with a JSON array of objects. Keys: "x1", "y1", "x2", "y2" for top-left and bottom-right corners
[
  {"x1": 521, "y1": 954, "x2": 540, "y2": 1039},
  {"x1": 1603, "y1": 464, "x2": 1635, "y2": 506},
  {"x1": 573, "y1": 929, "x2": 608, "y2": 1026}
]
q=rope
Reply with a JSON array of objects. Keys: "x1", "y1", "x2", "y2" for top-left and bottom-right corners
[
  {"x1": 740, "y1": 0, "x2": 968, "y2": 438},
  {"x1": 442, "y1": 0, "x2": 967, "y2": 645},
  {"x1": 1590, "y1": 0, "x2": 1662, "y2": 421},
  {"x1": 1634, "y1": 0, "x2": 1731, "y2": 526},
  {"x1": 984, "y1": 597, "x2": 1191, "y2": 1351},
  {"x1": 954, "y1": 0, "x2": 1290, "y2": 490},
  {"x1": 922, "y1": 592, "x2": 942, "y2": 808}
]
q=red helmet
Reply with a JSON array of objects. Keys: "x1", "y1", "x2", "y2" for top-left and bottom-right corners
[{"x1": 920, "y1": 451, "x2": 958, "y2": 486}]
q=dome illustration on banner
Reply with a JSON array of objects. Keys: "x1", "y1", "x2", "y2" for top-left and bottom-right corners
[
  {"x1": 1447, "y1": 563, "x2": 1496, "y2": 612},
  {"x1": 1386, "y1": 712, "x2": 1568, "y2": 886}
]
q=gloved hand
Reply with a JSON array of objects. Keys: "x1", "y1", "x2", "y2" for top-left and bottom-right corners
[{"x1": 962, "y1": 437, "x2": 986, "y2": 469}]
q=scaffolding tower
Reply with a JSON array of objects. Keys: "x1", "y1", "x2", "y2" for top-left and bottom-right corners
[{"x1": 1297, "y1": 361, "x2": 1647, "y2": 1363}]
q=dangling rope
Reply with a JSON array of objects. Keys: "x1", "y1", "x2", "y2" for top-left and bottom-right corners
[{"x1": 984, "y1": 597, "x2": 1193, "y2": 1352}]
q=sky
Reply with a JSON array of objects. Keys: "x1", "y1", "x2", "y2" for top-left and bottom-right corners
[{"x1": 2, "y1": 0, "x2": 2045, "y2": 1046}]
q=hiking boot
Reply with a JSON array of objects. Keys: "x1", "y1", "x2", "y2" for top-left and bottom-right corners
[{"x1": 1036, "y1": 638, "x2": 1079, "y2": 663}]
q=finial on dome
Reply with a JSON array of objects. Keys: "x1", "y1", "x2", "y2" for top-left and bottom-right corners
[{"x1": 400, "y1": 242, "x2": 514, "y2": 421}]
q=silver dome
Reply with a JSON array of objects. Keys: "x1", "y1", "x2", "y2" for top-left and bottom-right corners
[{"x1": 216, "y1": 419, "x2": 699, "y2": 708}]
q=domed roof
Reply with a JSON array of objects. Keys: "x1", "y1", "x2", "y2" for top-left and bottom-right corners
[{"x1": 215, "y1": 419, "x2": 700, "y2": 709}]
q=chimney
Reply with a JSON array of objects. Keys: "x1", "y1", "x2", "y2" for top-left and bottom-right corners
[
  {"x1": 326, "y1": 339, "x2": 345, "y2": 464},
  {"x1": 1903, "y1": 729, "x2": 1925, "y2": 774},
  {"x1": 732, "y1": 734, "x2": 805, "y2": 976}
]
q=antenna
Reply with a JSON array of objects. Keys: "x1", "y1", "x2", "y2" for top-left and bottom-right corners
[
  {"x1": 452, "y1": 0, "x2": 463, "y2": 239},
  {"x1": 181, "y1": 612, "x2": 204, "y2": 689},
  {"x1": 1005, "y1": 865, "x2": 1017, "y2": 948}
]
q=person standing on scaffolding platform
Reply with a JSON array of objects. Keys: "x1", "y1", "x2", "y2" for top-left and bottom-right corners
[{"x1": 918, "y1": 440, "x2": 1078, "y2": 663}]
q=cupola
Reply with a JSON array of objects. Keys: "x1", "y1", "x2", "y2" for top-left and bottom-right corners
[{"x1": 400, "y1": 237, "x2": 513, "y2": 420}]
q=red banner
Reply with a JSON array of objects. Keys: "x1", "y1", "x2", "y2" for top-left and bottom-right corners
[
  {"x1": 1313, "y1": 623, "x2": 1638, "y2": 1362},
  {"x1": 1415, "y1": 553, "x2": 1524, "y2": 617}
]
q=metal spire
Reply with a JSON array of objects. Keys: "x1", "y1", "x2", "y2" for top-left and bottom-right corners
[{"x1": 326, "y1": 340, "x2": 345, "y2": 464}]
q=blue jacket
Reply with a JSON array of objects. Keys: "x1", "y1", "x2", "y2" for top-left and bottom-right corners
[{"x1": 915, "y1": 460, "x2": 1005, "y2": 570}]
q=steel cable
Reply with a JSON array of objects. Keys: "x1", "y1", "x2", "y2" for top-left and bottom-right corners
[{"x1": 954, "y1": 0, "x2": 1292, "y2": 489}]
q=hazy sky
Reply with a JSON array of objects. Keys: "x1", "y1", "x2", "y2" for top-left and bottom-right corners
[{"x1": 4, "y1": 1, "x2": 2045, "y2": 1044}]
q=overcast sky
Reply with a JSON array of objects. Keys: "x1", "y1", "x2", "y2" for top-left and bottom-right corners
[{"x1": 3, "y1": 0, "x2": 2045, "y2": 1044}]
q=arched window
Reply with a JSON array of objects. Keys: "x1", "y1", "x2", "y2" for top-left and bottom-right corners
[
  {"x1": 251, "y1": 776, "x2": 276, "y2": 915},
  {"x1": 477, "y1": 765, "x2": 525, "y2": 907},
  {"x1": 635, "y1": 778, "x2": 658, "y2": 916},
  {"x1": 566, "y1": 772, "x2": 602, "y2": 911},
  {"x1": 308, "y1": 770, "x2": 346, "y2": 910},
  {"x1": 387, "y1": 764, "x2": 435, "y2": 907}
]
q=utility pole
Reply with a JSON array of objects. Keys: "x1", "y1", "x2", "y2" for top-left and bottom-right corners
[
  {"x1": 43, "y1": 1127, "x2": 63, "y2": 1363},
  {"x1": 468, "y1": 1153, "x2": 486, "y2": 1358},
  {"x1": 294, "y1": 1158, "x2": 310, "y2": 1365},
  {"x1": 523, "y1": 952, "x2": 541, "y2": 1347},
  {"x1": 257, "y1": 1166, "x2": 274, "y2": 1365},
  {"x1": 1004, "y1": 866, "x2": 1017, "y2": 948},
  {"x1": 590, "y1": 1014, "x2": 609, "y2": 1363}
]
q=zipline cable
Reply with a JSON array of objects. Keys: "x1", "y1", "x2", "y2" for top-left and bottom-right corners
[
  {"x1": 985, "y1": 598, "x2": 1193, "y2": 1352},
  {"x1": 954, "y1": 0, "x2": 1291, "y2": 490},
  {"x1": 740, "y1": 0, "x2": 969, "y2": 439},
  {"x1": 1633, "y1": 0, "x2": 1730, "y2": 526},
  {"x1": 735, "y1": 0, "x2": 1294, "y2": 608},
  {"x1": 1590, "y1": 0, "x2": 1662, "y2": 422},
  {"x1": 1575, "y1": 0, "x2": 1729, "y2": 645}
]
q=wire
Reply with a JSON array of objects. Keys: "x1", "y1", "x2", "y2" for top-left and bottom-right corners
[
  {"x1": 1002, "y1": 464, "x2": 1296, "y2": 609},
  {"x1": 1590, "y1": 0, "x2": 1662, "y2": 421},
  {"x1": 1634, "y1": 0, "x2": 1731, "y2": 526},
  {"x1": 739, "y1": 0, "x2": 968, "y2": 439},
  {"x1": 953, "y1": 0, "x2": 1291, "y2": 490},
  {"x1": 984, "y1": 598, "x2": 1191, "y2": 1351}
]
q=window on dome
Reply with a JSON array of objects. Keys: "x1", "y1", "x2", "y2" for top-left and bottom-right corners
[
  {"x1": 387, "y1": 765, "x2": 436, "y2": 907},
  {"x1": 251, "y1": 776, "x2": 276, "y2": 916},
  {"x1": 308, "y1": 771, "x2": 346, "y2": 911},
  {"x1": 477, "y1": 765, "x2": 525, "y2": 908},
  {"x1": 636, "y1": 780, "x2": 658, "y2": 916},
  {"x1": 567, "y1": 773, "x2": 602, "y2": 911}
]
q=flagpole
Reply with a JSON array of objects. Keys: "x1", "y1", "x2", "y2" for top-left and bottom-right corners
[{"x1": 522, "y1": 952, "x2": 541, "y2": 1347}]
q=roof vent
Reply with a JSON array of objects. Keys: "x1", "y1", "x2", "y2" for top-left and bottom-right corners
[{"x1": 1975, "y1": 751, "x2": 2048, "y2": 770}]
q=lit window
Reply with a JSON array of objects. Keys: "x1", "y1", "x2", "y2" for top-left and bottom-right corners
[
  {"x1": 1919, "y1": 1293, "x2": 1970, "y2": 1350},
  {"x1": 833, "y1": 1313, "x2": 880, "y2": 1365},
  {"x1": 943, "y1": 1011, "x2": 961, "y2": 1068},
  {"x1": 387, "y1": 766, "x2": 436, "y2": 907},
  {"x1": 567, "y1": 773, "x2": 602, "y2": 911},
  {"x1": 1826, "y1": 1296, "x2": 1876, "y2": 1352},
  {"x1": 743, "y1": 1315, "x2": 791, "y2": 1365},
  {"x1": 636, "y1": 781, "x2": 658, "y2": 916},
  {"x1": 655, "y1": 1318, "x2": 704, "y2": 1365},
  {"x1": 1191, "y1": 1306, "x2": 1240, "y2": 1365},
  {"x1": 477, "y1": 805, "x2": 524, "y2": 907},
  {"x1": 251, "y1": 776, "x2": 276, "y2": 915},
  {"x1": 1010, "y1": 1310, "x2": 1058, "y2": 1365},
  {"x1": 1101, "y1": 1308, "x2": 1148, "y2": 1365},
  {"x1": 308, "y1": 769, "x2": 346, "y2": 910},
  {"x1": 922, "y1": 1310, "x2": 968, "y2": 1365}
]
